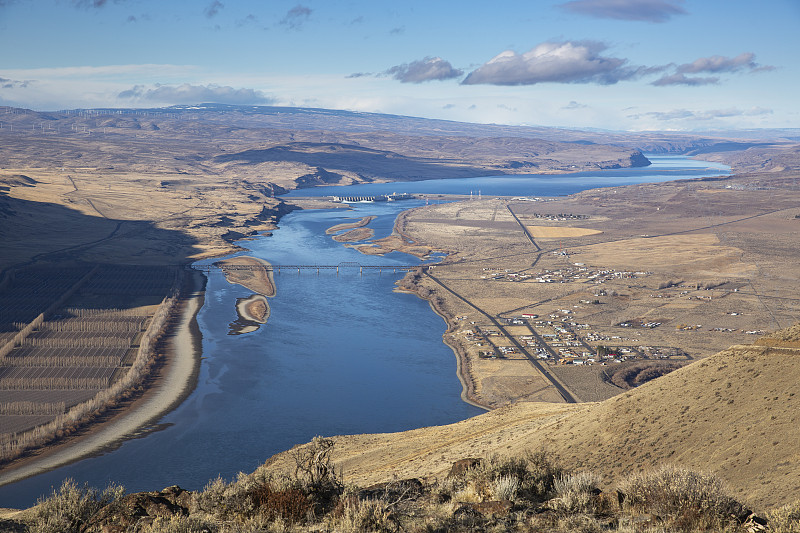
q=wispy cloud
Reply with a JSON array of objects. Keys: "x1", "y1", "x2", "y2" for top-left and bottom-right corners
[
  {"x1": 562, "y1": 100, "x2": 588, "y2": 109},
  {"x1": 559, "y1": 0, "x2": 686, "y2": 23},
  {"x1": 117, "y1": 83, "x2": 274, "y2": 105},
  {"x1": 676, "y1": 52, "x2": 773, "y2": 74},
  {"x1": 637, "y1": 107, "x2": 773, "y2": 121},
  {"x1": 204, "y1": 0, "x2": 223, "y2": 18},
  {"x1": 651, "y1": 73, "x2": 719, "y2": 86},
  {"x1": 236, "y1": 14, "x2": 261, "y2": 28},
  {"x1": 72, "y1": 0, "x2": 111, "y2": 8},
  {"x1": 280, "y1": 5, "x2": 311, "y2": 30},
  {"x1": 462, "y1": 41, "x2": 637, "y2": 86},
  {"x1": 651, "y1": 53, "x2": 773, "y2": 86},
  {"x1": 385, "y1": 57, "x2": 463, "y2": 83},
  {"x1": 125, "y1": 13, "x2": 151, "y2": 24},
  {"x1": 0, "y1": 76, "x2": 32, "y2": 89}
]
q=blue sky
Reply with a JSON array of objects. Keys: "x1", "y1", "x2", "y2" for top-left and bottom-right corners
[{"x1": 0, "y1": 0, "x2": 797, "y2": 131}]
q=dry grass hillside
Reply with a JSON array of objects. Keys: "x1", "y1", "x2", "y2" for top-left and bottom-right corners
[{"x1": 262, "y1": 324, "x2": 800, "y2": 512}]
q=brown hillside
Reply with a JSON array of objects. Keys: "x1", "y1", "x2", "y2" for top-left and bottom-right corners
[{"x1": 262, "y1": 324, "x2": 800, "y2": 512}]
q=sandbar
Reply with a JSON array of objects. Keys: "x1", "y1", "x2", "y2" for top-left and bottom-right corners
[
  {"x1": 332, "y1": 227, "x2": 375, "y2": 242},
  {"x1": 236, "y1": 294, "x2": 270, "y2": 323},
  {"x1": 216, "y1": 256, "x2": 276, "y2": 297},
  {"x1": 325, "y1": 215, "x2": 376, "y2": 234}
]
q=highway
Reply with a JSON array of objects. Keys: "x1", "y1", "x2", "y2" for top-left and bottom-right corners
[{"x1": 426, "y1": 272, "x2": 579, "y2": 404}]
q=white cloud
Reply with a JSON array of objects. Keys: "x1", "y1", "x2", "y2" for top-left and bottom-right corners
[
  {"x1": 118, "y1": 83, "x2": 274, "y2": 105},
  {"x1": 385, "y1": 57, "x2": 463, "y2": 83},
  {"x1": 462, "y1": 41, "x2": 636, "y2": 86}
]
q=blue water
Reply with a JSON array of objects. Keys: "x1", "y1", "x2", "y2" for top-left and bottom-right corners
[
  {"x1": 0, "y1": 201, "x2": 481, "y2": 508},
  {"x1": 0, "y1": 155, "x2": 730, "y2": 508},
  {"x1": 282, "y1": 155, "x2": 730, "y2": 199}
]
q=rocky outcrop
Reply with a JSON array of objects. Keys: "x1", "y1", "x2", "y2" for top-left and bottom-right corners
[
  {"x1": 83, "y1": 486, "x2": 194, "y2": 533},
  {"x1": 629, "y1": 150, "x2": 651, "y2": 167}
]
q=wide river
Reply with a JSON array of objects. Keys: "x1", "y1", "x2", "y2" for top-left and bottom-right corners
[{"x1": 0, "y1": 156, "x2": 729, "y2": 507}]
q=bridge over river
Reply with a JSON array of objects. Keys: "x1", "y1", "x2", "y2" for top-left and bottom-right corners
[{"x1": 194, "y1": 261, "x2": 428, "y2": 275}]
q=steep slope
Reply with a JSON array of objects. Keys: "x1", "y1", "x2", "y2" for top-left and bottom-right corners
[{"x1": 262, "y1": 324, "x2": 800, "y2": 511}]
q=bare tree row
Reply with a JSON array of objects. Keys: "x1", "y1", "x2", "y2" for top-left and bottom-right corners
[
  {"x1": 0, "y1": 377, "x2": 110, "y2": 390},
  {"x1": 21, "y1": 337, "x2": 132, "y2": 348},
  {"x1": 0, "y1": 401, "x2": 66, "y2": 415},
  {"x1": 3, "y1": 355, "x2": 123, "y2": 367},
  {"x1": 0, "y1": 285, "x2": 180, "y2": 463}
]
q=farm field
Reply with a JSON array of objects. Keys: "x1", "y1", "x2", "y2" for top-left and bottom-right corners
[{"x1": 0, "y1": 264, "x2": 179, "y2": 455}]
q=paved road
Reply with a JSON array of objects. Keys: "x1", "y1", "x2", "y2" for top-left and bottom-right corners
[
  {"x1": 426, "y1": 271, "x2": 578, "y2": 404},
  {"x1": 506, "y1": 204, "x2": 541, "y2": 251}
]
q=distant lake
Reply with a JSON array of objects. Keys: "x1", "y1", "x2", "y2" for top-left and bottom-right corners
[
  {"x1": 0, "y1": 155, "x2": 730, "y2": 508},
  {"x1": 281, "y1": 155, "x2": 730, "y2": 198}
]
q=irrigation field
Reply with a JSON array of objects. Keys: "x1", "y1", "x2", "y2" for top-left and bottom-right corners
[{"x1": 0, "y1": 264, "x2": 179, "y2": 439}]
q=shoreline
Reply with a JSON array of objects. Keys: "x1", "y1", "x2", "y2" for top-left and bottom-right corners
[
  {"x1": 0, "y1": 269, "x2": 206, "y2": 487},
  {"x1": 391, "y1": 212, "x2": 488, "y2": 411},
  {"x1": 427, "y1": 292, "x2": 488, "y2": 411}
]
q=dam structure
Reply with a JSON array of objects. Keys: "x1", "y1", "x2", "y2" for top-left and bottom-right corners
[{"x1": 331, "y1": 192, "x2": 414, "y2": 203}]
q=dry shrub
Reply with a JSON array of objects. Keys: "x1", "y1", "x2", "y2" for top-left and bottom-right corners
[
  {"x1": 291, "y1": 436, "x2": 341, "y2": 493},
  {"x1": 553, "y1": 513, "x2": 606, "y2": 533},
  {"x1": 452, "y1": 481, "x2": 486, "y2": 504},
  {"x1": 198, "y1": 437, "x2": 342, "y2": 524},
  {"x1": 605, "y1": 362, "x2": 684, "y2": 389},
  {"x1": 247, "y1": 485, "x2": 311, "y2": 524},
  {"x1": 326, "y1": 497, "x2": 398, "y2": 533},
  {"x1": 438, "y1": 451, "x2": 562, "y2": 506},
  {"x1": 521, "y1": 450, "x2": 564, "y2": 500},
  {"x1": 491, "y1": 474, "x2": 520, "y2": 501},
  {"x1": 618, "y1": 465, "x2": 746, "y2": 531},
  {"x1": 131, "y1": 515, "x2": 217, "y2": 533},
  {"x1": 767, "y1": 500, "x2": 800, "y2": 533},
  {"x1": 28, "y1": 478, "x2": 124, "y2": 533},
  {"x1": 551, "y1": 472, "x2": 603, "y2": 515}
]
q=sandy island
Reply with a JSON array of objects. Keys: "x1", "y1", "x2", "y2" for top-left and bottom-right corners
[
  {"x1": 236, "y1": 294, "x2": 270, "y2": 323},
  {"x1": 215, "y1": 256, "x2": 276, "y2": 297},
  {"x1": 332, "y1": 227, "x2": 375, "y2": 242},
  {"x1": 0, "y1": 270, "x2": 206, "y2": 487},
  {"x1": 325, "y1": 215, "x2": 376, "y2": 235}
]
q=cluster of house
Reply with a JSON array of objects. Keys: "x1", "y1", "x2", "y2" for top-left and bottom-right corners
[
  {"x1": 522, "y1": 212, "x2": 589, "y2": 220},
  {"x1": 460, "y1": 311, "x2": 690, "y2": 366},
  {"x1": 481, "y1": 265, "x2": 651, "y2": 284},
  {"x1": 617, "y1": 320, "x2": 662, "y2": 329}
]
